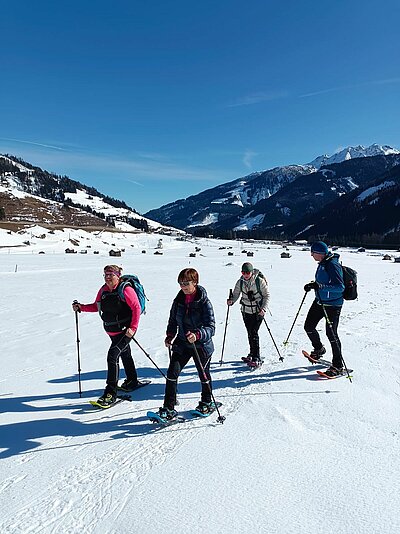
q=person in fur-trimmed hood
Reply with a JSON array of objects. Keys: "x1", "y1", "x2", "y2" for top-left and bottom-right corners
[{"x1": 227, "y1": 262, "x2": 269, "y2": 368}]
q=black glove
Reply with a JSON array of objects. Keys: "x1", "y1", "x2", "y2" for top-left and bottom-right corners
[
  {"x1": 165, "y1": 335, "x2": 174, "y2": 347},
  {"x1": 304, "y1": 281, "x2": 319, "y2": 292}
]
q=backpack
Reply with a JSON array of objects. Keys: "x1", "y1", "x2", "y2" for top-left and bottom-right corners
[
  {"x1": 341, "y1": 265, "x2": 358, "y2": 301},
  {"x1": 117, "y1": 274, "x2": 148, "y2": 314}
]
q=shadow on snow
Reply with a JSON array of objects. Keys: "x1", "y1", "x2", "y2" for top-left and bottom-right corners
[{"x1": 0, "y1": 360, "x2": 335, "y2": 458}]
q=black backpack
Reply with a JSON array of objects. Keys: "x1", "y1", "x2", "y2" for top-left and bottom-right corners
[{"x1": 342, "y1": 265, "x2": 358, "y2": 301}]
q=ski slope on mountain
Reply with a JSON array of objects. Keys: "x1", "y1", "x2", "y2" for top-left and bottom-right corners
[{"x1": 0, "y1": 232, "x2": 399, "y2": 533}]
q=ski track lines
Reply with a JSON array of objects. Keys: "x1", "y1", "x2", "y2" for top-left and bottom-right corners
[
  {"x1": 1, "y1": 424, "x2": 191, "y2": 533},
  {"x1": 0, "y1": 355, "x2": 275, "y2": 534},
  {"x1": 0, "y1": 379, "x2": 245, "y2": 534},
  {"x1": 0, "y1": 474, "x2": 28, "y2": 496}
]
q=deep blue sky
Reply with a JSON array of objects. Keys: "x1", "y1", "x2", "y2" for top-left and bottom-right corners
[{"x1": 1, "y1": 0, "x2": 399, "y2": 213}]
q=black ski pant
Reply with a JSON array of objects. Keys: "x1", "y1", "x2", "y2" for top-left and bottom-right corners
[
  {"x1": 304, "y1": 300, "x2": 343, "y2": 369},
  {"x1": 242, "y1": 312, "x2": 263, "y2": 360},
  {"x1": 164, "y1": 347, "x2": 212, "y2": 410},
  {"x1": 105, "y1": 332, "x2": 137, "y2": 396}
]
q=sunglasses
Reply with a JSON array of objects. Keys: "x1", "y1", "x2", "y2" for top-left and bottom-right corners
[
  {"x1": 241, "y1": 271, "x2": 252, "y2": 275},
  {"x1": 104, "y1": 271, "x2": 120, "y2": 277},
  {"x1": 179, "y1": 280, "x2": 192, "y2": 286}
]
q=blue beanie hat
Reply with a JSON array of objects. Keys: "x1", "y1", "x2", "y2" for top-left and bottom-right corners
[{"x1": 310, "y1": 241, "x2": 329, "y2": 254}]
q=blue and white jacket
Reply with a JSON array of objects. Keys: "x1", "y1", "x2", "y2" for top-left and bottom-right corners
[{"x1": 314, "y1": 253, "x2": 344, "y2": 307}]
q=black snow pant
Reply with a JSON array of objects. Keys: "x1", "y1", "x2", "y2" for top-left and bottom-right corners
[
  {"x1": 105, "y1": 332, "x2": 137, "y2": 396},
  {"x1": 164, "y1": 347, "x2": 212, "y2": 410},
  {"x1": 304, "y1": 300, "x2": 343, "y2": 369},
  {"x1": 242, "y1": 312, "x2": 263, "y2": 361}
]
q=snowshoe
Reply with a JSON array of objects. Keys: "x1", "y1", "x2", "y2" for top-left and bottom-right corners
[
  {"x1": 147, "y1": 407, "x2": 184, "y2": 426},
  {"x1": 247, "y1": 359, "x2": 263, "y2": 369},
  {"x1": 118, "y1": 378, "x2": 151, "y2": 392},
  {"x1": 190, "y1": 401, "x2": 222, "y2": 418},
  {"x1": 89, "y1": 393, "x2": 132, "y2": 409},
  {"x1": 310, "y1": 346, "x2": 326, "y2": 360}
]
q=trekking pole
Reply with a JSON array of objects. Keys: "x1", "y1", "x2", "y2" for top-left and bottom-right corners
[
  {"x1": 283, "y1": 291, "x2": 308, "y2": 346},
  {"x1": 168, "y1": 346, "x2": 180, "y2": 406},
  {"x1": 256, "y1": 303, "x2": 284, "y2": 362},
  {"x1": 132, "y1": 337, "x2": 168, "y2": 379},
  {"x1": 73, "y1": 301, "x2": 82, "y2": 397},
  {"x1": 192, "y1": 344, "x2": 225, "y2": 424},
  {"x1": 219, "y1": 289, "x2": 233, "y2": 366},
  {"x1": 315, "y1": 288, "x2": 352, "y2": 383}
]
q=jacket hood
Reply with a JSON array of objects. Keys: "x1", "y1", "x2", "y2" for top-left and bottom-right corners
[{"x1": 322, "y1": 253, "x2": 341, "y2": 264}]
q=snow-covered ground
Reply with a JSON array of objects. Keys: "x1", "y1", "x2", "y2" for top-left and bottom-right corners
[{"x1": 1, "y1": 228, "x2": 399, "y2": 534}]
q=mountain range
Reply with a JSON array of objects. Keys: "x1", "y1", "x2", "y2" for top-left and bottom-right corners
[
  {"x1": 1, "y1": 145, "x2": 399, "y2": 245},
  {"x1": 0, "y1": 154, "x2": 176, "y2": 234},
  {"x1": 145, "y1": 144, "x2": 400, "y2": 245}
]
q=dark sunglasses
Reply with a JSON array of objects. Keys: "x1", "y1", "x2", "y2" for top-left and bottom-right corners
[
  {"x1": 241, "y1": 271, "x2": 252, "y2": 275},
  {"x1": 179, "y1": 280, "x2": 192, "y2": 286}
]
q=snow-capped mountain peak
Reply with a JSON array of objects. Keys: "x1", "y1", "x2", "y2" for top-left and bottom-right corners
[{"x1": 308, "y1": 144, "x2": 400, "y2": 169}]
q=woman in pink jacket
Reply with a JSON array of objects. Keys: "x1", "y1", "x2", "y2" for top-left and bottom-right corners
[{"x1": 72, "y1": 265, "x2": 141, "y2": 407}]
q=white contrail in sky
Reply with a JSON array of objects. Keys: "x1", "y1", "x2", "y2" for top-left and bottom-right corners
[
  {"x1": 299, "y1": 77, "x2": 400, "y2": 98},
  {"x1": 0, "y1": 137, "x2": 67, "y2": 151}
]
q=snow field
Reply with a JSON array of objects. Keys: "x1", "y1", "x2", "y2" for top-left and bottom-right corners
[{"x1": 0, "y1": 231, "x2": 399, "y2": 533}]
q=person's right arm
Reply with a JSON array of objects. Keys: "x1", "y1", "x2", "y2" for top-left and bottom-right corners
[
  {"x1": 227, "y1": 279, "x2": 241, "y2": 306},
  {"x1": 72, "y1": 287, "x2": 103, "y2": 312}
]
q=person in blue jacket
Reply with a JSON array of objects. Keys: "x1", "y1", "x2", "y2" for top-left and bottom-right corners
[
  {"x1": 303, "y1": 241, "x2": 345, "y2": 377},
  {"x1": 158, "y1": 268, "x2": 216, "y2": 420}
]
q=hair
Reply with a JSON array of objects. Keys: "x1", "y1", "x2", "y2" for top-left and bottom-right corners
[
  {"x1": 177, "y1": 268, "x2": 199, "y2": 284},
  {"x1": 104, "y1": 265, "x2": 122, "y2": 274}
]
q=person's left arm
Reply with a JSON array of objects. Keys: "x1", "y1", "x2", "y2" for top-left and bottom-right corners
[
  {"x1": 123, "y1": 285, "x2": 141, "y2": 337},
  {"x1": 258, "y1": 277, "x2": 270, "y2": 314},
  {"x1": 195, "y1": 298, "x2": 216, "y2": 343}
]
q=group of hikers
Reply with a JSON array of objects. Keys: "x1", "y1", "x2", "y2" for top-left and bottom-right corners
[{"x1": 72, "y1": 240, "x2": 347, "y2": 421}]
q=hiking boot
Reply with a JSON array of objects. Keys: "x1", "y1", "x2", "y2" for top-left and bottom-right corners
[
  {"x1": 310, "y1": 346, "x2": 326, "y2": 360},
  {"x1": 248, "y1": 358, "x2": 262, "y2": 369},
  {"x1": 241, "y1": 355, "x2": 252, "y2": 363},
  {"x1": 96, "y1": 393, "x2": 116, "y2": 407},
  {"x1": 119, "y1": 378, "x2": 139, "y2": 391},
  {"x1": 158, "y1": 407, "x2": 178, "y2": 421},
  {"x1": 324, "y1": 366, "x2": 343, "y2": 378},
  {"x1": 195, "y1": 401, "x2": 213, "y2": 414}
]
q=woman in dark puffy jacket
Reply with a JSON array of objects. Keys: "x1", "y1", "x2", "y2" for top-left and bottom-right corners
[{"x1": 158, "y1": 268, "x2": 215, "y2": 421}]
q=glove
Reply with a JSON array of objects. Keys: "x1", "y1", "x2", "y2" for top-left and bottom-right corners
[
  {"x1": 185, "y1": 331, "x2": 197, "y2": 344},
  {"x1": 125, "y1": 328, "x2": 136, "y2": 338},
  {"x1": 304, "y1": 282, "x2": 319, "y2": 292},
  {"x1": 164, "y1": 335, "x2": 174, "y2": 348},
  {"x1": 72, "y1": 301, "x2": 81, "y2": 312}
]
